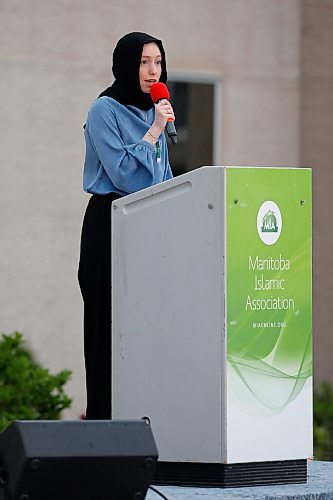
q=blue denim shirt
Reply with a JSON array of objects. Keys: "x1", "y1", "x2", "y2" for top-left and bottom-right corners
[{"x1": 83, "y1": 97, "x2": 173, "y2": 195}]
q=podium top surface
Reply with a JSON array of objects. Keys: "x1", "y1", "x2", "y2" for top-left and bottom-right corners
[{"x1": 112, "y1": 166, "x2": 311, "y2": 207}]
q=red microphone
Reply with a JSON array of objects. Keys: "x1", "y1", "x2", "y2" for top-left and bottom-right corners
[{"x1": 150, "y1": 82, "x2": 177, "y2": 145}]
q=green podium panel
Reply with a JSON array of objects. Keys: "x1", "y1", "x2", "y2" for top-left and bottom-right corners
[{"x1": 226, "y1": 167, "x2": 312, "y2": 463}]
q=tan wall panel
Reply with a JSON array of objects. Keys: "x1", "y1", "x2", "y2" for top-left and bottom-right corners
[
  {"x1": 301, "y1": 80, "x2": 333, "y2": 386},
  {"x1": 222, "y1": 79, "x2": 300, "y2": 166},
  {"x1": 0, "y1": 64, "x2": 88, "y2": 418},
  {"x1": 301, "y1": 0, "x2": 333, "y2": 386},
  {"x1": 219, "y1": 0, "x2": 301, "y2": 79},
  {"x1": 302, "y1": 0, "x2": 333, "y2": 79}
]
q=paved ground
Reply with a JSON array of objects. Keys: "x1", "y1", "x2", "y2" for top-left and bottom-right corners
[{"x1": 146, "y1": 461, "x2": 333, "y2": 500}]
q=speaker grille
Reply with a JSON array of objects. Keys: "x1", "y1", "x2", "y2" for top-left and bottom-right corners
[{"x1": 153, "y1": 459, "x2": 307, "y2": 487}]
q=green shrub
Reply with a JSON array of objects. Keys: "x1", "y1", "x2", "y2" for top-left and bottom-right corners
[
  {"x1": 313, "y1": 382, "x2": 333, "y2": 461},
  {"x1": 0, "y1": 331, "x2": 72, "y2": 432}
]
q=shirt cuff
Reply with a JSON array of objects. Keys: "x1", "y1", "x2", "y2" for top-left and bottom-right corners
[{"x1": 139, "y1": 139, "x2": 155, "y2": 152}]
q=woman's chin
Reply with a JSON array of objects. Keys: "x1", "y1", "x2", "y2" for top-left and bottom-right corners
[{"x1": 140, "y1": 86, "x2": 151, "y2": 94}]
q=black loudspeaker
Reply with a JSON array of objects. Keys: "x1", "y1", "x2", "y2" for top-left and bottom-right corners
[{"x1": 0, "y1": 420, "x2": 158, "y2": 500}]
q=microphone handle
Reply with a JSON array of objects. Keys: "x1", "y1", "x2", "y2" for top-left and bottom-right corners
[{"x1": 166, "y1": 121, "x2": 177, "y2": 145}]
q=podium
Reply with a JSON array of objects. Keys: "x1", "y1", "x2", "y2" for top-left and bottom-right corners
[{"x1": 111, "y1": 166, "x2": 312, "y2": 487}]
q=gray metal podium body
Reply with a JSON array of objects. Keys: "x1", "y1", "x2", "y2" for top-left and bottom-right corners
[{"x1": 111, "y1": 166, "x2": 312, "y2": 484}]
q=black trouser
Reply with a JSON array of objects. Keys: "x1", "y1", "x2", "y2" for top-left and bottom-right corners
[{"x1": 78, "y1": 193, "x2": 120, "y2": 419}]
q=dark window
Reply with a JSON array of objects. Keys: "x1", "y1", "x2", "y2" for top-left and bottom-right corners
[{"x1": 168, "y1": 81, "x2": 214, "y2": 176}]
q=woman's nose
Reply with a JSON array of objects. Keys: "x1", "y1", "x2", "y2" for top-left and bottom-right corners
[{"x1": 149, "y1": 63, "x2": 157, "y2": 74}]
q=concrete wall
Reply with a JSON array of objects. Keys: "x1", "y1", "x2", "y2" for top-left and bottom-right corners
[
  {"x1": 0, "y1": 0, "x2": 331, "y2": 418},
  {"x1": 300, "y1": 0, "x2": 333, "y2": 386}
]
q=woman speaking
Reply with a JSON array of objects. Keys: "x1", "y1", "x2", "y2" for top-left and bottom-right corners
[{"x1": 78, "y1": 32, "x2": 174, "y2": 419}]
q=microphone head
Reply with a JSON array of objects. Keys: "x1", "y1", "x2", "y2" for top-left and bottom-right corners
[{"x1": 150, "y1": 82, "x2": 170, "y2": 103}]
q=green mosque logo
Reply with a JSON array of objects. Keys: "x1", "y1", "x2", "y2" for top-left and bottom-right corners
[
  {"x1": 257, "y1": 201, "x2": 282, "y2": 245},
  {"x1": 261, "y1": 210, "x2": 278, "y2": 233}
]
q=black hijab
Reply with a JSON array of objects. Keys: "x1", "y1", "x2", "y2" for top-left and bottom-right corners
[{"x1": 98, "y1": 32, "x2": 167, "y2": 111}]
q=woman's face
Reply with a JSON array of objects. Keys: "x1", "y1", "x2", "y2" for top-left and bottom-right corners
[{"x1": 139, "y1": 42, "x2": 162, "y2": 93}]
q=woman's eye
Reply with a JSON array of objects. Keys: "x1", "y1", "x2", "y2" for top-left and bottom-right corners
[{"x1": 140, "y1": 59, "x2": 161, "y2": 65}]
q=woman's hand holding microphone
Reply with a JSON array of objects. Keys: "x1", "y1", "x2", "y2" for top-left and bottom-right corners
[{"x1": 144, "y1": 99, "x2": 175, "y2": 145}]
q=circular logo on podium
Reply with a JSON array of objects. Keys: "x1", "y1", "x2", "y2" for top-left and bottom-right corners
[{"x1": 257, "y1": 200, "x2": 282, "y2": 245}]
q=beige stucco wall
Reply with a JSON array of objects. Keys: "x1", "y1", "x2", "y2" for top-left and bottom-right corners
[{"x1": 0, "y1": 0, "x2": 331, "y2": 418}]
